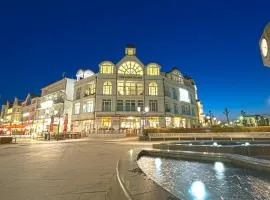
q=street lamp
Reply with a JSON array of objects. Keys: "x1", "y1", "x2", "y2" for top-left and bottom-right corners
[
  {"x1": 54, "y1": 110, "x2": 61, "y2": 137},
  {"x1": 137, "y1": 106, "x2": 149, "y2": 136}
]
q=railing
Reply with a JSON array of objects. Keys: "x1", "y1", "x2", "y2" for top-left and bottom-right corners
[{"x1": 147, "y1": 132, "x2": 270, "y2": 141}]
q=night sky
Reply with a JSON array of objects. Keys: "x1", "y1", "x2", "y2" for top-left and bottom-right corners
[{"x1": 0, "y1": 0, "x2": 269, "y2": 120}]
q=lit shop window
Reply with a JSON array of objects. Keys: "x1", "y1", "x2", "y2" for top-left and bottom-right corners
[
  {"x1": 101, "y1": 117, "x2": 111, "y2": 128},
  {"x1": 148, "y1": 117, "x2": 159, "y2": 127},
  {"x1": 118, "y1": 61, "x2": 143, "y2": 75},
  {"x1": 74, "y1": 103, "x2": 80, "y2": 115},
  {"x1": 103, "y1": 81, "x2": 112, "y2": 95},
  {"x1": 149, "y1": 82, "x2": 158, "y2": 96},
  {"x1": 147, "y1": 64, "x2": 160, "y2": 75},
  {"x1": 83, "y1": 100, "x2": 94, "y2": 113},
  {"x1": 100, "y1": 62, "x2": 114, "y2": 74}
]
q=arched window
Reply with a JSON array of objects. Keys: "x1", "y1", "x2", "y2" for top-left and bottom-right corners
[
  {"x1": 149, "y1": 82, "x2": 158, "y2": 96},
  {"x1": 171, "y1": 69, "x2": 183, "y2": 83},
  {"x1": 147, "y1": 64, "x2": 160, "y2": 75},
  {"x1": 103, "y1": 81, "x2": 112, "y2": 95},
  {"x1": 118, "y1": 61, "x2": 143, "y2": 75},
  {"x1": 100, "y1": 62, "x2": 114, "y2": 74}
]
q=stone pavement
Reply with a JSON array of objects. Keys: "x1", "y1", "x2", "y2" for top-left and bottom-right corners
[{"x1": 0, "y1": 139, "x2": 153, "y2": 200}]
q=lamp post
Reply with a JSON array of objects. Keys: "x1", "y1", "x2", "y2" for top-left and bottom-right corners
[
  {"x1": 137, "y1": 106, "x2": 149, "y2": 136},
  {"x1": 54, "y1": 110, "x2": 61, "y2": 137}
]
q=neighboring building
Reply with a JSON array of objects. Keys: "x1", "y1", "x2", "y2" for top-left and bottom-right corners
[
  {"x1": 1, "y1": 98, "x2": 23, "y2": 123},
  {"x1": 0, "y1": 98, "x2": 23, "y2": 134},
  {"x1": 72, "y1": 45, "x2": 200, "y2": 134},
  {"x1": 239, "y1": 114, "x2": 270, "y2": 127},
  {"x1": 196, "y1": 100, "x2": 206, "y2": 127},
  {"x1": 21, "y1": 93, "x2": 40, "y2": 134},
  {"x1": 35, "y1": 78, "x2": 75, "y2": 134}
]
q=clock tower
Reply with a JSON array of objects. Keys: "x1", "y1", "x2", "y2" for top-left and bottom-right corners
[{"x1": 259, "y1": 22, "x2": 270, "y2": 67}]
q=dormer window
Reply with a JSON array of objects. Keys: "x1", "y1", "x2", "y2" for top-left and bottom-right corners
[
  {"x1": 100, "y1": 62, "x2": 114, "y2": 74},
  {"x1": 147, "y1": 64, "x2": 160, "y2": 75}
]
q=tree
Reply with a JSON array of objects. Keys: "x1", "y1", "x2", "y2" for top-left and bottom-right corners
[
  {"x1": 240, "y1": 110, "x2": 247, "y2": 126},
  {"x1": 223, "y1": 108, "x2": 230, "y2": 125}
]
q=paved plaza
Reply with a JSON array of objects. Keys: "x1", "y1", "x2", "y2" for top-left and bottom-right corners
[{"x1": 0, "y1": 138, "x2": 151, "y2": 200}]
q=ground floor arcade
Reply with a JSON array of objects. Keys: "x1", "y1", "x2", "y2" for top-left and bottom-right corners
[{"x1": 72, "y1": 116, "x2": 199, "y2": 134}]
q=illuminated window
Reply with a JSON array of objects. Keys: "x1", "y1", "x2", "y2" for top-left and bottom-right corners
[
  {"x1": 103, "y1": 81, "x2": 112, "y2": 95},
  {"x1": 117, "y1": 81, "x2": 124, "y2": 95},
  {"x1": 137, "y1": 83, "x2": 144, "y2": 95},
  {"x1": 149, "y1": 82, "x2": 158, "y2": 96},
  {"x1": 171, "y1": 70, "x2": 183, "y2": 83},
  {"x1": 147, "y1": 64, "x2": 160, "y2": 75},
  {"x1": 118, "y1": 61, "x2": 143, "y2": 75},
  {"x1": 101, "y1": 117, "x2": 111, "y2": 128},
  {"x1": 74, "y1": 103, "x2": 80, "y2": 115},
  {"x1": 100, "y1": 62, "x2": 114, "y2": 74},
  {"x1": 83, "y1": 100, "x2": 94, "y2": 113},
  {"x1": 126, "y1": 81, "x2": 136, "y2": 95},
  {"x1": 102, "y1": 99, "x2": 111, "y2": 112},
  {"x1": 84, "y1": 82, "x2": 95, "y2": 97}
]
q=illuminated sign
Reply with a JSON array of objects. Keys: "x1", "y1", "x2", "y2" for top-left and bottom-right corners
[{"x1": 179, "y1": 88, "x2": 190, "y2": 103}]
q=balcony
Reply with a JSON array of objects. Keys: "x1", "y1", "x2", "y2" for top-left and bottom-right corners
[{"x1": 54, "y1": 98, "x2": 64, "y2": 104}]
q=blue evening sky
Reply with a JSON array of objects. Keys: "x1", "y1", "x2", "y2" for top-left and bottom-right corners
[{"x1": 0, "y1": 0, "x2": 269, "y2": 120}]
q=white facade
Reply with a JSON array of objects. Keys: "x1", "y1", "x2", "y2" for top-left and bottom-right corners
[
  {"x1": 35, "y1": 78, "x2": 75, "y2": 134},
  {"x1": 72, "y1": 46, "x2": 200, "y2": 134}
]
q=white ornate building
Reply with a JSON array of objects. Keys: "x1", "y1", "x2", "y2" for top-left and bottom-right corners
[{"x1": 71, "y1": 45, "x2": 201, "y2": 134}]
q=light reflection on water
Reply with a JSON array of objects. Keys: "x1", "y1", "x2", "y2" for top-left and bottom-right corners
[{"x1": 137, "y1": 156, "x2": 270, "y2": 200}]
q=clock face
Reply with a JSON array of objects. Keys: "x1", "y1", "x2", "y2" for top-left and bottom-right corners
[{"x1": 261, "y1": 38, "x2": 268, "y2": 57}]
